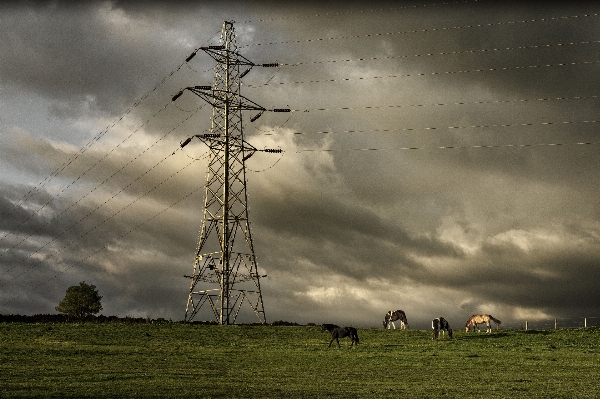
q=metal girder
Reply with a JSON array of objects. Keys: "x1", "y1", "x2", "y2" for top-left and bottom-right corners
[
  {"x1": 183, "y1": 21, "x2": 266, "y2": 325},
  {"x1": 187, "y1": 87, "x2": 266, "y2": 112}
]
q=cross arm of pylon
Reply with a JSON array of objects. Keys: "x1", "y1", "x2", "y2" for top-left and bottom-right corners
[
  {"x1": 171, "y1": 86, "x2": 266, "y2": 112},
  {"x1": 198, "y1": 44, "x2": 280, "y2": 68},
  {"x1": 184, "y1": 42, "x2": 279, "y2": 78},
  {"x1": 179, "y1": 134, "x2": 281, "y2": 155},
  {"x1": 172, "y1": 87, "x2": 291, "y2": 116}
]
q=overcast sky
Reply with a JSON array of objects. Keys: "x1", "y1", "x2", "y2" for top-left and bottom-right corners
[{"x1": 1, "y1": 1, "x2": 599, "y2": 329}]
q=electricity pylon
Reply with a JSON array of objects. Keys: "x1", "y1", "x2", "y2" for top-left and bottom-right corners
[{"x1": 174, "y1": 21, "x2": 286, "y2": 325}]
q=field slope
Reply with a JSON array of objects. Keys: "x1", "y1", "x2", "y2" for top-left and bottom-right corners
[{"x1": 1, "y1": 323, "x2": 599, "y2": 398}]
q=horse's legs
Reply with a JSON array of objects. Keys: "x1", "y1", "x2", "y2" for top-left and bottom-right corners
[{"x1": 329, "y1": 335, "x2": 340, "y2": 348}]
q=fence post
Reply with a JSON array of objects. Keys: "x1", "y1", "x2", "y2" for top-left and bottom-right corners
[
  {"x1": 554, "y1": 319, "x2": 557, "y2": 330},
  {"x1": 584, "y1": 318, "x2": 587, "y2": 328},
  {"x1": 525, "y1": 321, "x2": 528, "y2": 331}
]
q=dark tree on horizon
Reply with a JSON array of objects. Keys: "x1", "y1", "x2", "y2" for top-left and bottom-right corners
[{"x1": 55, "y1": 281, "x2": 103, "y2": 318}]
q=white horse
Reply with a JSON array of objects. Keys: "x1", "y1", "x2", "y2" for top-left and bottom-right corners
[{"x1": 383, "y1": 310, "x2": 409, "y2": 329}]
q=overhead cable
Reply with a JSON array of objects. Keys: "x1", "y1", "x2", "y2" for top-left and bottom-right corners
[
  {"x1": 241, "y1": 13, "x2": 600, "y2": 48},
  {"x1": 280, "y1": 40, "x2": 600, "y2": 67},
  {"x1": 289, "y1": 95, "x2": 599, "y2": 113},
  {"x1": 245, "y1": 60, "x2": 600, "y2": 88},
  {"x1": 297, "y1": 141, "x2": 600, "y2": 152},
  {"x1": 0, "y1": 155, "x2": 199, "y2": 287},
  {"x1": 237, "y1": 1, "x2": 475, "y2": 24},
  {"x1": 0, "y1": 100, "x2": 185, "y2": 251},
  {"x1": 262, "y1": 119, "x2": 600, "y2": 136},
  {"x1": 4, "y1": 176, "x2": 206, "y2": 303},
  {"x1": 0, "y1": 53, "x2": 195, "y2": 225},
  {"x1": 0, "y1": 109, "x2": 199, "y2": 272}
]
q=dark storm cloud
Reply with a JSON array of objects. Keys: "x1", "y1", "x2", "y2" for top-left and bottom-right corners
[{"x1": 0, "y1": 1, "x2": 232, "y2": 118}]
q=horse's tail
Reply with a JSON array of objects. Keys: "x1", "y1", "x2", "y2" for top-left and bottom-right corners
[{"x1": 489, "y1": 315, "x2": 502, "y2": 328}]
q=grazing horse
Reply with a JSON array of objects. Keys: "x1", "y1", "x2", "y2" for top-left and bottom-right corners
[
  {"x1": 465, "y1": 314, "x2": 501, "y2": 333},
  {"x1": 432, "y1": 317, "x2": 453, "y2": 339},
  {"x1": 320, "y1": 323, "x2": 340, "y2": 332},
  {"x1": 383, "y1": 310, "x2": 409, "y2": 329},
  {"x1": 321, "y1": 324, "x2": 359, "y2": 347}
]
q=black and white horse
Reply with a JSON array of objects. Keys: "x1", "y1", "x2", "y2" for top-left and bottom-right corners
[
  {"x1": 432, "y1": 317, "x2": 452, "y2": 339},
  {"x1": 321, "y1": 324, "x2": 360, "y2": 347},
  {"x1": 383, "y1": 310, "x2": 409, "y2": 329}
]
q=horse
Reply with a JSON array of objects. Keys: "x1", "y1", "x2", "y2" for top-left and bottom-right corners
[
  {"x1": 383, "y1": 310, "x2": 409, "y2": 329},
  {"x1": 320, "y1": 323, "x2": 340, "y2": 332},
  {"x1": 321, "y1": 324, "x2": 359, "y2": 347},
  {"x1": 432, "y1": 317, "x2": 452, "y2": 339},
  {"x1": 465, "y1": 314, "x2": 501, "y2": 333}
]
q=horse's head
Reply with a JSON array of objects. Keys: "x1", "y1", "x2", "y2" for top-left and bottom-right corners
[
  {"x1": 448, "y1": 329, "x2": 453, "y2": 339},
  {"x1": 383, "y1": 316, "x2": 389, "y2": 329}
]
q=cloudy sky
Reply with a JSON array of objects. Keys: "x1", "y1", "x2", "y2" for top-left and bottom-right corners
[{"x1": 1, "y1": 1, "x2": 599, "y2": 329}]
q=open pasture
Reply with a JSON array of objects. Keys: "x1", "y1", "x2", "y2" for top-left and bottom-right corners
[{"x1": 1, "y1": 323, "x2": 599, "y2": 398}]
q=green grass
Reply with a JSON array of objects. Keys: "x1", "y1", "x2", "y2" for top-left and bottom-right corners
[{"x1": 1, "y1": 323, "x2": 599, "y2": 398}]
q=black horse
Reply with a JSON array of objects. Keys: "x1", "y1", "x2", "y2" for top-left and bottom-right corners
[
  {"x1": 321, "y1": 324, "x2": 360, "y2": 347},
  {"x1": 432, "y1": 317, "x2": 453, "y2": 339}
]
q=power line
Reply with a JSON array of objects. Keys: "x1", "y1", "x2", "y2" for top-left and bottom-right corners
[
  {"x1": 297, "y1": 141, "x2": 600, "y2": 153},
  {"x1": 0, "y1": 153, "x2": 199, "y2": 288},
  {"x1": 287, "y1": 95, "x2": 599, "y2": 113},
  {"x1": 245, "y1": 60, "x2": 600, "y2": 88},
  {"x1": 0, "y1": 54, "x2": 195, "y2": 225},
  {"x1": 237, "y1": 0, "x2": 476, "y2": 24},
  {"x1": 5, "y1": 178, "x2": 207, "y2": 306},
  {"x1": 279, "y1": 40, "x2": 600, "y2": 67},
  {"x1": 0, "y1": 108, "x2": 200, "y2": 276},
  {"x1": 260, "y1": 119, "x2": 600, "y2": 136},
  {"x1": 0, "y1": 25, "x2": 223, "y2": 239},
  {"x1": 0, "y1": 100, "x2": 190, "y2": 252},
  {"x1": 240, "y1": 13, "x2": 600, "y2": 48}
]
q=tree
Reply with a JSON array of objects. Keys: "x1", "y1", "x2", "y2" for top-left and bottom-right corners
[{"x1": 55, "y1": 281, "x2": 103, "y2": 318}]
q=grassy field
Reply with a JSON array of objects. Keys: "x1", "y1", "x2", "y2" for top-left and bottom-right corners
[{"x1": 1, "y1": 323, "x2": 599, "y2": 398}]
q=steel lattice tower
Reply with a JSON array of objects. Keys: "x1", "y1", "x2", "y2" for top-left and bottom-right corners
[{"x1": 174, "y1": 21, "x2": 285, "y2": 325}]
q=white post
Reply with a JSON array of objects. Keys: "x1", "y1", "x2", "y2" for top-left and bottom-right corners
[
  {"x1": 554, "y1": 319, "x2": 557, "y2": 330},
  {"x1": 525, "y1": 321, "x2": 528, "y2": 331},
  {"x1": 584, "y1": 318, "x2": 587, "y2": 328}
]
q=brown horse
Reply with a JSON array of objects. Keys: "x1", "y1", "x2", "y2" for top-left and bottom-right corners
[{"x1": 465, "y1": 314, "x2": 501, "y2": 333}]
